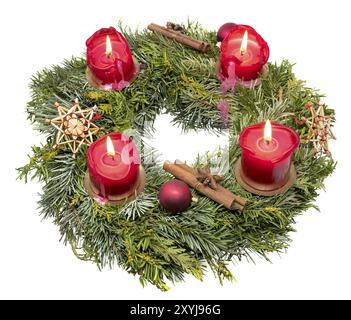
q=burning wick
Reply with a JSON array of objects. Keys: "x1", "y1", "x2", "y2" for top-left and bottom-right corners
[
  {"x1": 106, "y1": 35, "x2": 113, "y2": 58},
  {"x1": 106, "y1": 136, "x2": 115, "y2": 159},
  {"x1": 240, "y1": 30, "x2": 248, "y2": 56},
  {"x1": 264, "y1": 120, "x2": 272, "y2": 144}
]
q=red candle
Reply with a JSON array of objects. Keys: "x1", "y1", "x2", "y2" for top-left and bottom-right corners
[
  {"x1": 239, "y1": 121, "x2": 300, "y2": 188},
  {"x1": 87, "y1": 132, "x2": 141, "y2": 199},
  {"x1": 86, "y1": 27, "x2": 137, "y2": 89},
  {"x1": 220, "y1": 25, "x2": 269, "y2": 81}
]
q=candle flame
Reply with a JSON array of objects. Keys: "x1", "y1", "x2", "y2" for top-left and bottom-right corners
[
  {"x1": 106, "y1": 136, "x2": 115, "y2": 157},
  {"x1": 264, "y1": 120, "x2": 272, "y2": 142},
  {"x1": 106, "y1": 35, "x2": 112, "y2": 57},
  {"x1": 240, "y1": 30, "x2": 248, "y2": 55}
]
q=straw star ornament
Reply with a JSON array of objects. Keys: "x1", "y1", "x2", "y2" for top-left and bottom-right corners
[
  {"x1": 46, "y1": 98, "x2": 101, "y2": 157},
  {"x1": 298, "y1": 102, "x2": 335, "y2": 156}
]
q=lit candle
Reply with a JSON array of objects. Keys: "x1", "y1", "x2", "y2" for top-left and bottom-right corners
[
  {"x1": 236, "y1": 121, "x2": 300, "y2": 194},
  {"x1": 87, "y1": 132, "x2": 141, "y2": 199},
  {"x1": 219, "y1": 25, "x2": 269, "y2": 81},
  {"x1": 86, "y1": 27, "x2": 139, "y2": 90}
]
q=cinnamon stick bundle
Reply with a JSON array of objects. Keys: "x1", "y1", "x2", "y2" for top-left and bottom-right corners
[
  {"x1": 148, "y1": 23, "x2": 211, "y2": 53},
  {"x1": 163, "y1": 161, "x2": 247, "y2": 212}
]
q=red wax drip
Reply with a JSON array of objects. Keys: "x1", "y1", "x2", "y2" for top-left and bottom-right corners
[
  {"x1": 87, "y1": 132, "x2": 140, "y2": 198},
  {"x1": 220, "y1": 25, "x2": 269, "y2": 81},
  {"x1": 86, "y1": 27, "x2": 135, "y2": 85},
  {"x1": 239, "y1": 122, "x2": 300, "y2": 185}
]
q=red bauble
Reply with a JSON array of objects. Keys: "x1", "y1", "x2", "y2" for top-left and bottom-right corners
[
  {"x1": 217, "y1": 22, "x2": 237, "y2": 42},
  {"x1": 159, "y1": 179, "x2": 192, "y2": 213}
]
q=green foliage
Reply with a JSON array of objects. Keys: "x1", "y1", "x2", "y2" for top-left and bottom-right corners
[{"x1": 18, "y1": 22, "x2": 335, "y2": 290}]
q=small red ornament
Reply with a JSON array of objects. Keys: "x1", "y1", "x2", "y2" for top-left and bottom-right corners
[
  {"x1": 159, "y1": 179, "x2": 192, "y2": 213},
  {"x1": 217, "y1": 22, "x2": 237, "y2": 42}
]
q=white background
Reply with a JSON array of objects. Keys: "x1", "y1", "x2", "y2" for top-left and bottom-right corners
[{"x1": 0, "y1": 0, "x2": 350, "y2": 300}]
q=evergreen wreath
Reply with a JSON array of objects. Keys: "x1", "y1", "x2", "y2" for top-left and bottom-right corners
[{"x1": 18, "y1": 22, "x2": 336, "y2": 291}]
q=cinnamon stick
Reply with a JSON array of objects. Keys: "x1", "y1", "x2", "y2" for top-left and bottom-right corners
[
  {"x1": 148, "y1": 23, "x2": 211, "y2": 53},
  {"x1": 163, "y1": 161, "x2": 246, "y2": 212},
  {"x1": 175, "y1": 160, "x2": 247, "y2": 207}
]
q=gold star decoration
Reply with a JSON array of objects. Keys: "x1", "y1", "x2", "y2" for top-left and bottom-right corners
[
  {"x1": 46, "y1": 98, "x2": 101, "y2": 158},
  {"x1": 298, "y1": 102, "x2": 336, "y2": 156}
]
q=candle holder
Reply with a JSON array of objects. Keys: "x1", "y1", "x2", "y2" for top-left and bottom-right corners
[
  {"x1": 86, "y1": 56, "x2": 140, "y2": 91},
  {"x1": 234, "y1": 157, "x2": 296, "y2": 196},
  {"x1": 84, "y1": 165, "x2": 146, "y2": 205}
]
